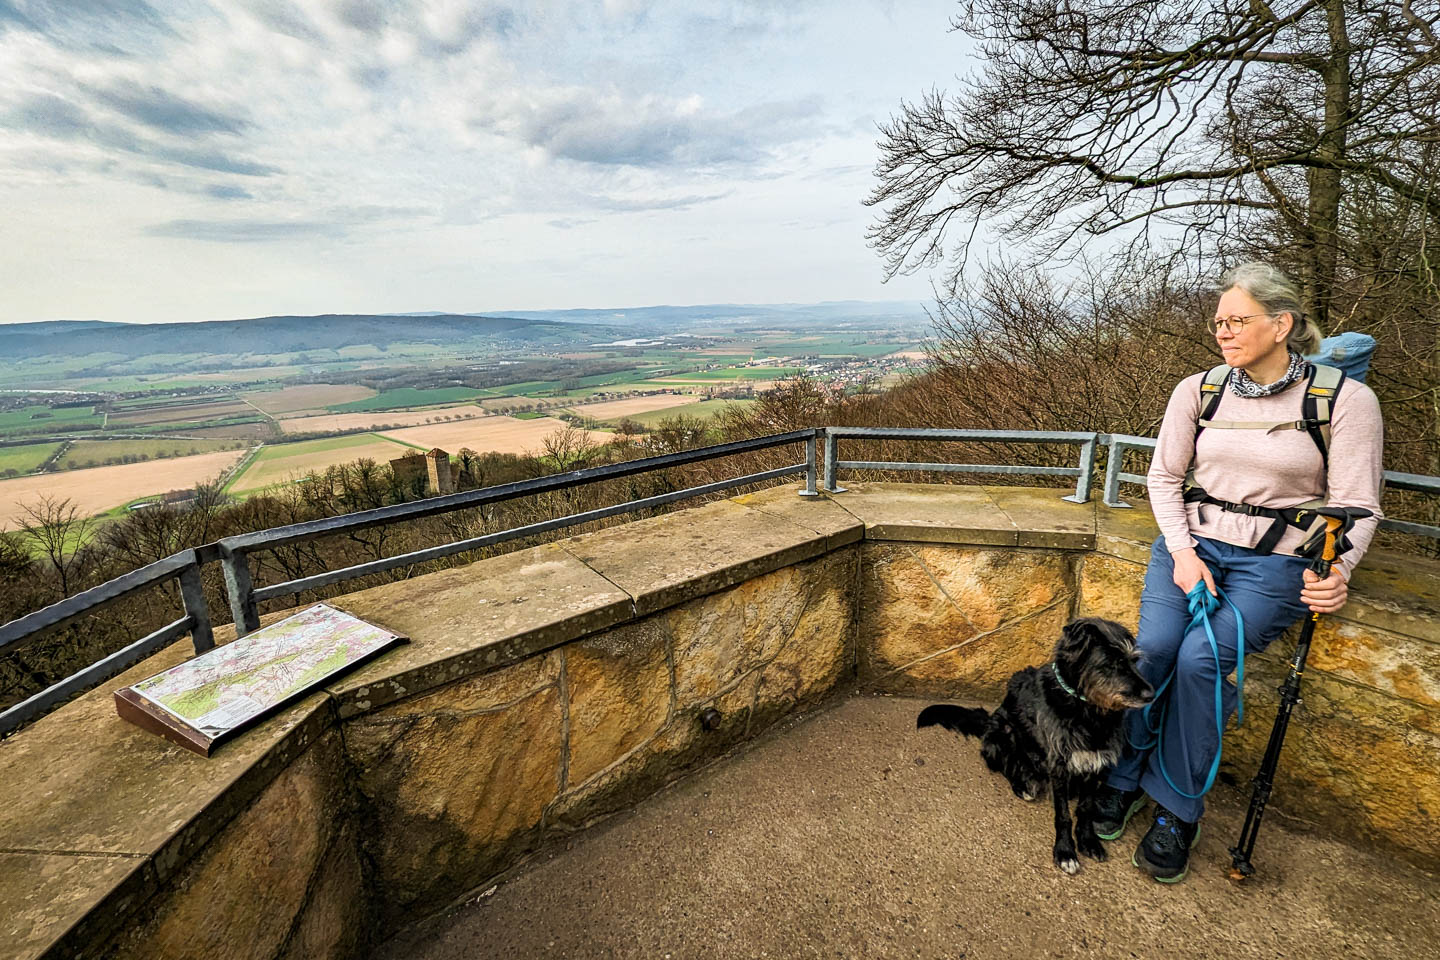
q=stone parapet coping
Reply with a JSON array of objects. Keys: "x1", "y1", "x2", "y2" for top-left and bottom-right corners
[{"x1": 1, "y1": 483, "x2": 1434, "y2": 960}]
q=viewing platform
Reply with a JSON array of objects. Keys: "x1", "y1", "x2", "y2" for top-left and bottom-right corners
[
  {"x1": 3, "y1": 477, "x2": 1437, "y2": 960},
  {"x1": 383, "y1": 695, "x2": 1440, "y2": 960}
]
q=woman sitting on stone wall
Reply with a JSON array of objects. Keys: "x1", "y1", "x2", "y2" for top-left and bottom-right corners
[{"x1": 1090, "y1": 262, "x2": 1384, "y2": 883}]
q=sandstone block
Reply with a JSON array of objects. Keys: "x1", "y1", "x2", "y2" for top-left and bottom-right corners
[
  {"x1": 830, "y1": 482, "x2": 1017, "y2": 545},
  {"x1": 982, "y1": 485, "x2": 1096, "y2": 549},
  {"x1": 1077, "y1": 552, "x2": 1147, "y2": 633},
  {"x1": 868, "y1": 603, "x2": 1071, "y2": 700},
  {"x1": 106, "y1": 730, "x2": 351, "y2": 960},
  {"x1": 860, "y1": 544, "x2": 1072, "y2": 680},
  {"x1": 547, "y1": 676, "x2": 759, "y2": 833},
  {"x1": 277, "y1": 823, "x2": 368, "y2": 960},
  {"x1": 1303, "y1": 618, "x2": 1440, "y2": 709},
  {"x1": 1223, "y1": 658, "x2": 1440, "y2": 867},
  {"x1": 668, "y1": 582, "x2": 757, "y2": 707},
  {"x1": 0, "y1": 853, "x2": 151, "y2": 960},
  {"x1": 753, "y1": 565, "x2": 853, "y2": 724},
  {"x1": 550, "y1": 551, "x2": 855, "y2": 831},
  {"x1": 345, "y1": 684, "x2": 563, "y2": 926},
  {"x1": 669, "y1": 550, "x2": 851, "y2": 709},
  {"x1": 564, "y1": 620, "x2": 672, "y2": 789}
]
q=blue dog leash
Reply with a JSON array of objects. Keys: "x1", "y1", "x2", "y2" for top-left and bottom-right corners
[{"x1": 1128, "y1": 581, "x2": 1247, "y2": 801}]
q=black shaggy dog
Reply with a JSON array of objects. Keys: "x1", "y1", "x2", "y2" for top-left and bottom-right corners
[{"x1": 917, "y1": 617, "x2": 1154, "y2": 874}]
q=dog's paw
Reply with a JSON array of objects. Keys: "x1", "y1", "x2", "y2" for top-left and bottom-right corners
[
  {"x1": 1078, "y1": 834, "x2": 1108, "y2": 862},
  {"x1": 1054, "y1": 854, "x2": 1081, "y2": 875},
  {"x1": 1021, "y1": 791, "x2": 1038, "y2": 802}
]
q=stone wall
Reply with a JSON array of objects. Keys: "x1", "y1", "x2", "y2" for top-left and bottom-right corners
[
  {"x1": 3, "y1": 483, "x2": 1436, "y2": 960},
  {"x1": 100, "y1": 729, "x2": 367, "y2": 960},
  {"x1": 342, "y1": 547, "x2": 856, "y2": 928}
]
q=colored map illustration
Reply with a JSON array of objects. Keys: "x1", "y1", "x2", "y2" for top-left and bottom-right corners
[{"x1": 132, "y1": 604, "x2": 403, "y2": 736}]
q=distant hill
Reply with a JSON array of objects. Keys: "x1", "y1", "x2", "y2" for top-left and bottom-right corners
[
  {"x1": 0, "y1": 314, "x2": 636, "y2": 362},
  {"x1": 487, "y1": 300, "x2": 930, "y2": 332}
]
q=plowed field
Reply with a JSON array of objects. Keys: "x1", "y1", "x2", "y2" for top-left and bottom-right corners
[
  {"x1": 377, "y1": 417, "x2": 609, "y2": 456},
  {"x1": 243, "y1": 384, "x2": 377, "y2": 414},
  {"x1": 0, "y1": 450, "x2": 246, "y2": 527},
  {"x1": 277, "y1": 404, "x2": 488, "y2": 435},
  {"x1": 565, "y1": 395, "x2": 702, "y2": 421}
]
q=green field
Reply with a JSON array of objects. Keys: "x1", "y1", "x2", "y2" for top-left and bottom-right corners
[
  {"x1": 57, "y1": 438, "x2": 240, "y2": 469},
  {"x1": 0, "y1": 404, "x2": 104, "y2": 437},
  {"x1": 754, "y1": 340, "x2": 914, "y2": 358},
  {"x1": 123, "y1": 416, "x2": 267, "y2": 434},
  {"x1": 228, "y1": 433, "x2": 413, "y2": 493},
  {"x1": 624, "y1": 399, "x2": 755, "y2": 427},
  {"x1": 111, "y1": 393, "x2": 237, "y2": 409},
  {"x1": 651, "y1": 367, "x2": 803, "y2": 382},
  {"x1": 0, "y1": 441, "x2": 63, "y2": 476},
  {"x1": 327, "y1": 386, "x2": 484, "y2": 412}
]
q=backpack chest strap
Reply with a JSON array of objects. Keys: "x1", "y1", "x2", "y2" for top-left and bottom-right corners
[{"x1": 1196, "y1": 418, "x2": 1329, "y2": 433}]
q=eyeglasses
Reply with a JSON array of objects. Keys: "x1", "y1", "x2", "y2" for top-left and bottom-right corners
[{"x1": 1207, "y1": 313, "x2": 1271, "y2": 335}]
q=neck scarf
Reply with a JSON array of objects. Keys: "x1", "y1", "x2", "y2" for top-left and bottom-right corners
[{"x1": 1229, "y1": 351, "x2": 1307, "y2": 398}]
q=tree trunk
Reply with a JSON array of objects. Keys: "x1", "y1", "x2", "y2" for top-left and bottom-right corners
[{"x1": 1305, "y1": 0, "x2": 1353, "y2": 329}]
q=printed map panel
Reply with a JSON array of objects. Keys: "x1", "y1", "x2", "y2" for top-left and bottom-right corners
[{"x1": 131, "y1": 604, "x2": 403, "y2": 737}]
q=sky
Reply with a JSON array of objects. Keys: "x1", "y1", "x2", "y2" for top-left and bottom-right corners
[{"x1": 0, "y1": 0, "x2": 972, "y2": 324}]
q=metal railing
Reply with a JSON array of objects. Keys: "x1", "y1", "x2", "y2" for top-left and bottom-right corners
[
  {"x1": 217, "y1": 429, "x2": 820, "y2": 634},
  {"x1": 0, "y1": 547, "x2": 214, "y2": 736},
  {"x1": 821, "y1": 427, "x2": 1098, "y2": 503},
  {"x1": 2, "y1": 425, "x2": 1436, "y2": 737},
  {"x1": 1100, "y1": 433, "x2": 1440, "y2": 539}
]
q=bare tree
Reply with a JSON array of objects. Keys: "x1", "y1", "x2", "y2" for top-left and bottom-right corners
[
  {"x1": 543, "y1": 423, "x2": 598, "y2": 472},
  {"x1": 17, "y1": 496, "x2": 97, "y2": 599},
  {"x1": 867, "y1": 0, "x2": 1440, "y2": 326}
]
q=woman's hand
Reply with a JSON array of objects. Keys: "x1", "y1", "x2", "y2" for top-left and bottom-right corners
[
  {"x1": 1171, "y1": 547, "x2": 1216, "y2": 597},
  {"x1": 1301, "y1": 567, "x2": 1348, "y2": 614}
]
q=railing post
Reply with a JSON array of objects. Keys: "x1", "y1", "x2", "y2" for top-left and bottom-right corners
[
  {"x1": 798, "y1": 430, "x2": 820, "y2": 497},
  {"x1": 1102, "y1": 436, "x2": 1133, "y2": 509},
  {"x1": 1062, "y1": 434, "x2": 1098, "y2": 503},
  {"x1": 823, "y1": 429, "x2": 846, "y2": 494},
  {"x1": 221, "y1": 547, "x2": 260, "y2": 636},
  {"x1": 178, "y1": 558, "x2": 215, "y2": 653}
]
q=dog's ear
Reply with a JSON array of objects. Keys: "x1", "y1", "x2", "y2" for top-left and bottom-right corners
[{"x1": 1056, "y1": 618, "x2": 1097, "y2": 660}]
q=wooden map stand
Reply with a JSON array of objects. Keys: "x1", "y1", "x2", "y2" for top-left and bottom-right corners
[{"x1": 114, "y1": 687, "x2": 217, "y2": 756}]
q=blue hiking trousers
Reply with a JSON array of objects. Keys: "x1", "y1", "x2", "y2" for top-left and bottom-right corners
[{"x1": 1106, "y1": 535, "x2": 1310, "y2": 822}]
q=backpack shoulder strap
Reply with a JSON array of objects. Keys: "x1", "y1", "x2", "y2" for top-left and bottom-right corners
[
  {"x1": 1195, "y1": 365, "x2": 1231, "y2": 440},
  {"x1": 1303, "y1": 363, "x2": 1346, "y2": 469}
]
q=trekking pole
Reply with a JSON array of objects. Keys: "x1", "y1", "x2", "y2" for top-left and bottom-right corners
[{"x1": 1227, "y1": 506, "x2": 1370, "y2": 881}]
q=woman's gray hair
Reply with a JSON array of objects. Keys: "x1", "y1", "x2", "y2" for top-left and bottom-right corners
[{"x1": 1218, "y1": 261, "x2": 1324, "y2": 355}]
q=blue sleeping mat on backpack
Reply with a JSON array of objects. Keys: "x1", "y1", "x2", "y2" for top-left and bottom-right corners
[{"x1": 1306, "y1": 331, "x2": 1376, "y2": 383}]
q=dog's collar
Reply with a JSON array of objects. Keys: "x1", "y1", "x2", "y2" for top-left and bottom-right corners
[{"x1": 1050, "y1": 662, "x2": 1088, "y2": 702}]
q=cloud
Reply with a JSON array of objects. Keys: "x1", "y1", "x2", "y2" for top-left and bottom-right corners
[
  {"x1": 0, "y1": 0, "x2": 176, "y2": 51},
  {"x1": 240, "y1": 0, "x2": 327, "y2": 45},
  {"x1": 89, "y1": 83, "x2": 249, "y2": 136},
  {"x1": 143, "y1": 202, "x2": 433, "y2": 242},
  {"x1": 144, "y1": 218, "x2": 343, "y2": 242},
  {"x1": 588, "y1": 191, "x2": 731, "y2": 213},
  {"x1": 334, "y1": 0, "x2": 389, "y2": 35},
  {"x1": 2, "y1": 92, "x2": 276, "y2": 176},
  {"x1": 149, "y1": 144, "x2": 276, "y2": 176},
  {"x1": 482, "y1": 87, "x2": 824, "y2": 168},
  {"x1": 204, "y1": 183, "x2": 253, "y2": 200}
]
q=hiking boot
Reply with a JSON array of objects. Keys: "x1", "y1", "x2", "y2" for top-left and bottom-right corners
[
  {"x1": 1092, "y1": 786, "x2": 1147, "y2": 841},
  {"x1": 1132, "y1": 805, "x2": 1201, "y2": 883}
]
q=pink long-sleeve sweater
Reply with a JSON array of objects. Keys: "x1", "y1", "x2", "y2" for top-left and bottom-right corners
[{"x1": 1147, "y1": 370, "x2": 1384, "y2": 579}]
